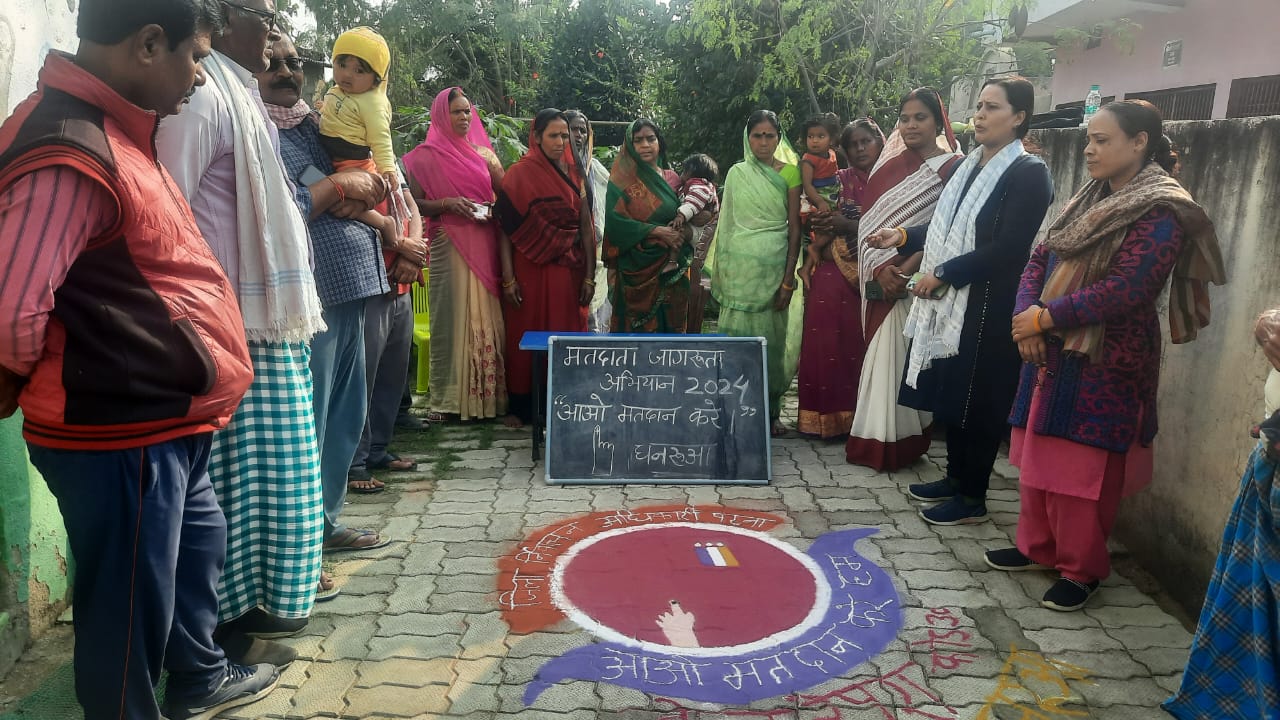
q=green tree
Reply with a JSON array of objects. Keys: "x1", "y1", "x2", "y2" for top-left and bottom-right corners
[
  {"x1": 655, "y1": 0, "x2": 1006, "y2": 165},
  {"x1": 539, "y1": 0, "x2": 672, "y2": 136}
]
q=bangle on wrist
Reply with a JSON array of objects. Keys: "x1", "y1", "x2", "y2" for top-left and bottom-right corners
[
  {"x1": 502, "y1": 278, "x2": 517, "y2": 289},
  {"x1": 1033, "y1": 307, "x2": 1046, "y2": 334},
  {"x1": 895, "y1": 227, "x2": 908, "y2": 248}
]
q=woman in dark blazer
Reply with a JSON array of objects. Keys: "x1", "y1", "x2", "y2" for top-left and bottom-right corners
[{"x1": 867, "y1": 75, "x2": 1053, "y2": 525}]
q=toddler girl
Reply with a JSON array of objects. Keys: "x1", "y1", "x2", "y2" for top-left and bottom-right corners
[{"x1": 665, "y1": 153, "x2": 719, "y2": 273}]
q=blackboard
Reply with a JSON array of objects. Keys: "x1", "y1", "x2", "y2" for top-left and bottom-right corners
[{"x1": 545, "y1": 336, "x2": 771, "y2": 485}]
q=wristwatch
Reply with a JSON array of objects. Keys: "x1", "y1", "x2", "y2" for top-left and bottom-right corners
[{"x1": 933, "y1": 263, "x2": 947, "y2": 281}]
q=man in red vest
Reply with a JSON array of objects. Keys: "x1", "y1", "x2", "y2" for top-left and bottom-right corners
[{"x1": 0, "y1": 0, "x2": 279, "y2": 718}]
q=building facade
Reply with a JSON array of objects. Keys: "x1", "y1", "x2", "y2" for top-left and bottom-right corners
[{"x1": 1027, "y1": 0, "x2": 1280, "y2": 120}]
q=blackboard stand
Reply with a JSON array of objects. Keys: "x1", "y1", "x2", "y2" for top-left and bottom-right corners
[
  {"x1": 519, "y1": 331, "x2": 596, "y2": 462},
  {"x1": 544, "y1": 335, "x2": 771, "y2": 485}
]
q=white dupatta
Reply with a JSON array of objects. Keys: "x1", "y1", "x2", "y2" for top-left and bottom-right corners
[{"x1": 902, "y1": 139, "x2": 1026, "y2": 387}]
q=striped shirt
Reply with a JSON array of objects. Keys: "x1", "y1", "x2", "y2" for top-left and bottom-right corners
[
  {"x1": 676, "y1": 177, "x2": 719, "y2": 221},
  {"x1": 0, "y1": 168, "x2": 116, "y2": 376}
]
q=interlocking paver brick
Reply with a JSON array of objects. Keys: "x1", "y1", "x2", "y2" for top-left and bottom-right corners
[
  {"x1": 1130, "y1": 646, "x2": 1192, "y2": 676},
  {"x1": 3, "y1": 390, "x2": 1204, "y2": 720},
  {"x1": 1023, "y1": 627, "x2": 1125, "y2": 653},
  {"x1": 505, "y1": 631, "x2": 594, "y2": 658},
  {"x1": 346, "y1": 683, "x2": 450, "y2": 716},
  {"x1": 429, "y1": 501, "x2": 497, "y2": 515},
  {"x1": 377, "y1": 611, "x2": 467, "y2": 637},
  {"x1": 422, "y1": 524, "x2": 490, "y2": 543},
  {"x1": 319, "y1": 616, "x2": 379, "y2": 660},
  {"x1": 449, "y1": 681, "x2": 501, "y2": 713},
  {"x1": 309, "y1": 591, "x2": 388, "y2": 617},
  {"x1": 1075, "y1": 677, "x2": 1173, "y2": 708},
  {"x1": 486, "y1": 513, "x2": 526, "y2": 542},
  {"x1": 366, "y1": 633, "x2": 462, "y2": 661},
  {"x1": 1085, "y1": 605, "x2": 1180, "y2": 628},
  {"x1": 289, "y1": 659, "x2": 358, "y2": 717},
  {"x1": 460, "y1": 612, "x2": 511, "y2": 659},
  {"x1": 386, "y1": 575, "x2": 436, "y2": 614},
  {"x1": 356, "y1": 658, "x2": 454, "y2": 687},
  {"x1": 428, "y1": 591, "x2": 494, "y2": 613},
  {"x1": 453, "y1": 657, "x2": 505, "y2": 687},
  {"x1": 1104, "y1": 625, "x2": 1193, "y2": 650},
  {"x1": 340, "y1": 574, "x2": 397, "y2": 596},
  {"x1": 1007, "y1": 607, "x2": 1104, "y2": 631}
]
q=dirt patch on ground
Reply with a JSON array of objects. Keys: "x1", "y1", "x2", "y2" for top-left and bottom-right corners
[{"x1": 0, "y1": 624, "x2": 73, "y2": 713}]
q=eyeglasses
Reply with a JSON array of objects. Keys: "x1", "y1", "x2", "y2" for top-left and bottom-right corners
[
  {"x1": 223, "y1": 1, "x2": 279, "y2": 33},
  {"x1": 268, "y1": 56, "x2": 305, "y2": 72}
]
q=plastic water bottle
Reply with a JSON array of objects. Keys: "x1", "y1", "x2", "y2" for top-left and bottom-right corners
[{"x1": 1082, "y1": 85, "x2": 1102, "y2": 127}]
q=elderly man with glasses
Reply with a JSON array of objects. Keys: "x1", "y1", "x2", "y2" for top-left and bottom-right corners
[
  {"x1": 256, "y1": 35, "x2": 428, "y2": 515},
  {"x1": 155, "y1": 0, "x2": 379, "y2": 669}
]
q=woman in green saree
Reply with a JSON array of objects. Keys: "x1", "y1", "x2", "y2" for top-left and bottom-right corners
[
  {"x1": 603, "y1": 119, "x2": 690, "y2": 333},
  {"x1": 707, "y1": 110, "x2": 804, "y2": 437}
]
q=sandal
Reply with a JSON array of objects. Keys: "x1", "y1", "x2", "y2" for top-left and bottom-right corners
[
  {"x1": 323, "y1": 528, "x2": 391, "y2": 553},
  {"x1": 347, "y1": 476, "x2": 386, "y2": 494},
  {"x1": 316, "y1": 572, "x2": 340, "y2": 602},
  {"x1": 368, "y1": 452, "x2": 418, "y2": 472},
  {"x1": 424, "y1": 411, "x2": 448, "y2": 423},
  {"x1": 770, "y1": 421, "x2": 789, "y2": 438}
]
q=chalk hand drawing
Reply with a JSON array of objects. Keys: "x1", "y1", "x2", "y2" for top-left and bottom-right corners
[
  {"x1": 590, "y1": 425, "x2": 615, "y2": 475},
  {"x1": 656, "y1": 600, "x2": 700, "y2": 648}
]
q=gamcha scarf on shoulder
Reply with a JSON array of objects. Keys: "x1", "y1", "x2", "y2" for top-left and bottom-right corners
[
  {"x1": 1041, "y1": 161, "x2": 1226, "y2": 360},
  {"x1": 494, "y1": 124, "x2": 585, "y2": 268},
  {"x1": 200, "y1": 50, "x2": 325, "y2": 343}
]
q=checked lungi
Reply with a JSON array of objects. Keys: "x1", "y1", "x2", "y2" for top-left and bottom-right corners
[
  {"x1": 209, "y1": 341, "x2": 324, "y2": 622},
  {"x1": 1164, "y1": 445, "x2": 1280, "y2": 719}
]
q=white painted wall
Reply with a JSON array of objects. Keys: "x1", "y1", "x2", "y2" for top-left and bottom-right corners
[{"x1": 0, "y1": 0, "x2": 79, "y2": 120}]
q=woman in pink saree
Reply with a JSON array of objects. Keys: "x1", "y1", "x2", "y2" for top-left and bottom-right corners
[{"x1": 404, "y1": 87, "x2": 509, "y2": 421}]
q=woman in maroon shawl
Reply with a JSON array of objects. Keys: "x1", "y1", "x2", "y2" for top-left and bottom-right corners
[
  {"x1": 796, "y1": 118, "x2": 885, "y2": 438},
  {"x1": 404, "y1": 87, "x2": 507, "y2": 422},
  {"x1": 495, "y1": 109, "x2": 596, "y2": 424}
]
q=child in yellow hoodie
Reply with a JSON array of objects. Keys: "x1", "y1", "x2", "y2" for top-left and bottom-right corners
[{"x1": 320, "y1": 28, "x2": 398, "y2": 187}]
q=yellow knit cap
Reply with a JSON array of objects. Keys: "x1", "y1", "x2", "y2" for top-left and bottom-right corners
[{"x1": 332, "y1": 27, "x2": 390, "y2": 81}]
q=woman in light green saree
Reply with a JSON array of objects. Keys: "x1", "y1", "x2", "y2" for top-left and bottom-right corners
[{"x1": 706, "y1": 110, "x2": 804, "y2": 436}]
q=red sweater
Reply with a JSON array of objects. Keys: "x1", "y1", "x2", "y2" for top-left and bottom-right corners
[{"x1": 0, "y1": 53, "x2": 253, "y2": 449}]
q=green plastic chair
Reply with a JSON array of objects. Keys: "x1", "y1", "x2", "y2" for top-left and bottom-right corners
[{"x1": 411, "y1": 277, "x2": 430, "y2": 393}]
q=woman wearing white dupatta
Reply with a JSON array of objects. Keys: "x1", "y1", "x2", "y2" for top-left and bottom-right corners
[
  {"x1": 882, "y1": 77, "x2": 1054, "y2": 526},
  {"x1": 841, "y1": 88, "x2": 962, "y2": 472}
]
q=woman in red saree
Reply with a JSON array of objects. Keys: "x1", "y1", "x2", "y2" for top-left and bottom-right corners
[
  {"x1": 796, "y1": 118, "x2": 885, "y2": 438},
  {"x1": 495, "y1": 109, "x2": 596, "y2": 424},
  {"x1": 403, "y1": 87, "x2": 507, "y2": 422}
]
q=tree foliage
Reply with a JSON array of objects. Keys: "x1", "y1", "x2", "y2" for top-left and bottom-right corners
[
  {"x1": 297, "y1": 0, "x2": 1012, "y2": 170},
  {"x1": 540, "y1": 0, "x2": 671, "y2": 139}
]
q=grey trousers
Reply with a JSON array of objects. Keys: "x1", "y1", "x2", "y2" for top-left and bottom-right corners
[
  {"x1": 351, "y1": 290, "x2": 414, "y2": 473},
  {"x1": 309, "y1": 300, "x2": 368, "y2": 538}
]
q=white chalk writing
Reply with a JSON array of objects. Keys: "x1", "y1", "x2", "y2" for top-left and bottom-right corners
[
  {"x1": 648, "y1": 348, "x2": 725, "y2": 368},
  {"x1": 554, "y1": 393, "x2": 613, "y2": 423},
  {"x1": 563, "y1": 345, "x2": 638, "y2": 367}
]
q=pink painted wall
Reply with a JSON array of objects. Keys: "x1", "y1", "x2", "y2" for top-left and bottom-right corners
[{"x1": 1051, "y1": 0, "x2": 1280, "y2": 118}]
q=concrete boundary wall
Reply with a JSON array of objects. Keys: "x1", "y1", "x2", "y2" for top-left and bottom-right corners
[{"x1": 1030, "y1": 117, "x2": 1280, "y2": 615}]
